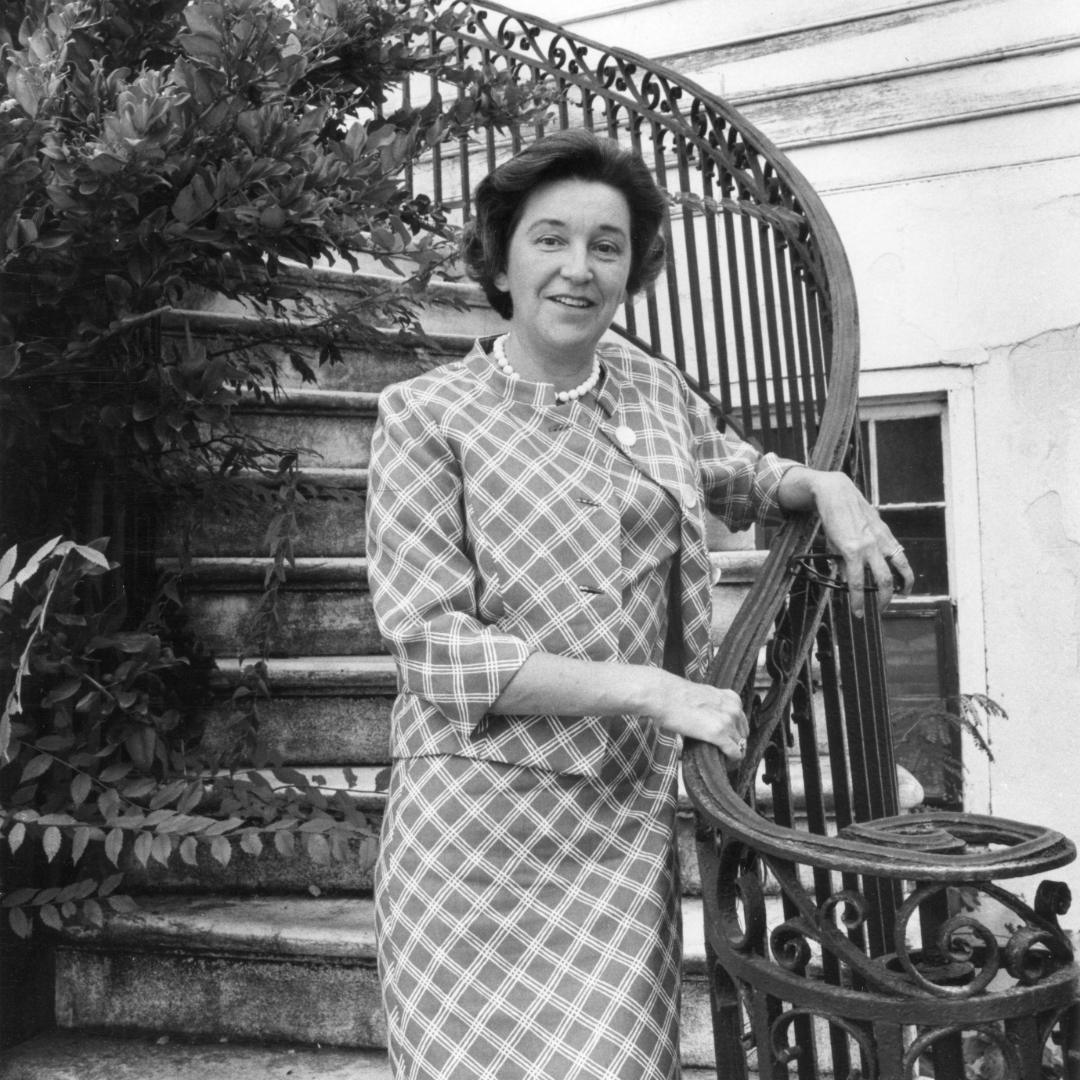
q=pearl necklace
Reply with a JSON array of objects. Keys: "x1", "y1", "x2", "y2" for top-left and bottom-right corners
[{"x1": 491, "y1": 335, "x2": 601, "y2": 404}]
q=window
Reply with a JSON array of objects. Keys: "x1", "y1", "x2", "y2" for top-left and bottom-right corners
[{"x1": 860, "y1": 407, "x2": 961, "y2": 808}]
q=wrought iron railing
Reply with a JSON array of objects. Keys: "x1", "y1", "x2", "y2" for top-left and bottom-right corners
[{"x1": 400, "y1": 3, "x2": 1079, "y2": 1077}]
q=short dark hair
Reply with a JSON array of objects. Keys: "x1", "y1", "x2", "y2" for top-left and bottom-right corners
[{"x1": 462, "y1": 129, "x2": 668, "y2": 320}]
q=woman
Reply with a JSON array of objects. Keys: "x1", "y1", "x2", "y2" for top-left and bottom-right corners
[{"x1": 366, "y1": 129, "x2": 912, "y2": 1080}]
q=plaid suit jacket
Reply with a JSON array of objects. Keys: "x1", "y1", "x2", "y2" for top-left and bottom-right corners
[{"x1": 366, "y1": 338, "x2": 793, "y2": 777}]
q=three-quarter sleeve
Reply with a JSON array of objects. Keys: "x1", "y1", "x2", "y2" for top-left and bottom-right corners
[
  {"x1": 685, "y1": 391, "x2": 796, "y2": 532},
  {"x1": 365, "y1": 383, "x2": 533, "y2": 738}
]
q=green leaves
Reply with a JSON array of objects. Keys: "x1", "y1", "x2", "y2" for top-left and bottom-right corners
[
  {"x1": 2, "y1": 874, "x2": 136, "y2": 939},
  {"x1": 105, "y1": 828, "x2": 124, "y2": 866},
  {"x1": 171, "y1": 174, "x2": 215, "y2": 225}
]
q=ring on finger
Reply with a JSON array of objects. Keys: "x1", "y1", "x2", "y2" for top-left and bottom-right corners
[
  {"x1": 886, "y1": 544, "x2": 905, "y2": 561},
  {"x1": 735, "y1": 738, "x2": 747, "y2": 754}
]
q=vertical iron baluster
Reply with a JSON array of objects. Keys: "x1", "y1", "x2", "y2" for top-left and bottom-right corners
[
  {"x1": 860, "y1": 601, "x2": 905, "y2": 950},
  {"x1": 601, "y1": 110, "x2": 640, "y2": 337},
  {"x1": 456, "y1": 41, "x2": 472, "y2": 219},
  {"x1": 621, "y1": 114, "x2": 639, "y2": 337},
  {"x1": 651, "y1": 123, "x2": 687, "y2": 372},
  {"x1": 1005, "y1": 1016, "x2": 1042, "y2": 1080},
  {"x1": 677, "y1": 139, "x2": 711, "y2": 393},
  {"x1": 430, "y1": 36, "x2": 443, "y2": 209},
  {"x1": 757, "y1": 212, "x2": 791, "y2": 459},
  {"x1": 765, "y1": 724, "x2": 821, "y2": 1080},
  {"x1": 864, "y1": 598, "x2": 900, "y2": 815},
  {"x1": 481, "y1": 49, "x2": 497, "y2": 176},
  {"x1": 793, "y1": 663, "x2": 852, "y2": 1080},
  {"x1": 719, "y1": 157, "x2": 754, "y2": 438},
  {"x1": 773, "y1": 235, "x2": 806, "y2": 464},
  {"x1": 706, "y1": 938, "x2": 749, "y2": 1080},
  {"x1": 604, "y1": 94, "x2": 618, "y2": 139},
  {"x1": 1063, "y1": 1003, "x2": 1080, "y2": 1080},
  {"x1": 738, "y1": 204, "x2": 775, "y2": 452},
  {"x1": 832, "y1": 592, "x2": 890, "y2": 958},
  {"x1": 532, "y1": 64, "x2": 547, "y2": 142},
  {"x1": 701, "y1": 165, "x2": 732, "y2": 416},
  {"x1": 791, "y1": 267, "x2": 821, "y2": 439},
  {"x1": 915, "y1": 888, "x2": 967, "y2": 1080},
  {"x1": 752, "y1": 983, "x2": 785, "y2": 1080},
  {"x1": 403, "y1": 74, "x2": 414, "y2": 196},
  {"x1": 816, "y1": 608, "x2": 871, "y2": 984},
  {"x1": 805, "y1": 285, "x2": 829, "y2": 417},
  {"x1": 873, "y1": 1023, "x2": 906, "y2": 1080},
  {"x1": 631, "y1": 121, "x2": 663, "y2": 352},
  {"x1": 582, "y1": 87, "x2": 595, "y2": 131}
]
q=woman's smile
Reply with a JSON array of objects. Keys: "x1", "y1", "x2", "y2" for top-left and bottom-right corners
[{"x1": 494, "y1": 177, "x2": 632, "y2": 385}]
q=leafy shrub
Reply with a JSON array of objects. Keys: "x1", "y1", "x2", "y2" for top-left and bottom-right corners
[{"x1": 0, "y1": 536, "x2": 380, "y2": 936}]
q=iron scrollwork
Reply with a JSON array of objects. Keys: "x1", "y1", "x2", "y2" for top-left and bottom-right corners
[{"x1": 771, "y1": 1009, "x2": 878, "y2": 1080}]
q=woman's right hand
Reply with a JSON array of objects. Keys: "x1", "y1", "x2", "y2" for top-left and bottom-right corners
[
  {"x1": 490, "y1": 654, "x2": 749, "y2": 762},
  {"x1": 645, "y1": 674, "x2": 749, "y2": 762}
]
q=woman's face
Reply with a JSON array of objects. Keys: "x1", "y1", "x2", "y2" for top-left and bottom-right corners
[{"x1": 495, "y1": 177, "x2": 632, "y2": 368}]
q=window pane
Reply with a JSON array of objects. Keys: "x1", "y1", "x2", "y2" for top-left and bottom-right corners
[
  {"x1": 859, "y1": 420, "x2": 872, "y2": 497},
  {"x1": 882, "y1": 607, "x2": 961, "y2": 808},
  {"x1": 876, "y1": 416, "x2": 944, "y2": 504},
  {"x1": 880, "y1": 506, "x2": 948, "y2": 594}
]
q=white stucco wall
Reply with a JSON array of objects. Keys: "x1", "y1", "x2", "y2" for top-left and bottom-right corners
[{"x1": 973, "y1": 325, "x2": 1080, "y2": 900}]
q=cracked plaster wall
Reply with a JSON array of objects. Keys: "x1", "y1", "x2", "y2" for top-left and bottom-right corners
[{"x1": 974, "y1": 324, "x2": 1080, "y2": 898}]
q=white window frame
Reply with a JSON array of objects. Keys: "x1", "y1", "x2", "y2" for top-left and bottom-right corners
[{"x1": 858, "y1": 364, "x2": 990, "y2": 814}]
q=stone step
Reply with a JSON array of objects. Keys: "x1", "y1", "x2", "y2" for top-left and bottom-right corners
[
  {"x1": 53, "y1": 895, "x2": 734, "y2": 1070},
  {"x1": 162, "y1": 467, "x2": 369, "y2": 559},
  {"x1": 174, "y1": 552, "x2": 765, "y2": 657},
  {"x1": 202, "y1": 656, "x2": 396, "y2": 764},
  {"x1": 161, "y1": 308, "x2": 471, "y2": 394},
  {"x1": 175, "y1": 557, "x2": 380, "y2": 657},
  {"x1": 0, "y1": 1032, "x2": 394, "y2": 1080},
  {"x1": 55, "y1": 897, "x2": 386, "y2": 1051},
  {"x1": 0, "y1": 1031, "x2": 724, "y2": 1079},
  {"x1": 185, "y1": 263, "x2": 507, "y2": 342},
  {"x1": 230, "y1": 390, "x2": 378, "y2": 471}
]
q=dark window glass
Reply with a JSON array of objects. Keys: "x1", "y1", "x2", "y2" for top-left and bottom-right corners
[
  {"x1": 876, "y1": 416, "x2": 944, "y2": 504},
  {"x1": 882, "y1": 603, "x2": 961, "y2": 808},
  {"x1": 859, "y1": 420, "x2": 872, "y2": 496},
  {"x1": 880, "y1": 506, "x2": 948, "y2": 595}
]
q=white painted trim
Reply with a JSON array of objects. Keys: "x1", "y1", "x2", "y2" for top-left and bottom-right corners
[
  {"x1": 563, "y1": 0, "x2": 958, "y2": 53},
  {"x1": 858, "y1": 363, "x2": 974, "y2": 400},
  {"x1": 946, "y1": 382, "x2": 991, "y2": 814},
  {"x1": 778, "y1": 92, "x2": 1080, "y2": 151},
  {"x1": 728, "y1": 36, "x2": 1080, "y2": 108}
]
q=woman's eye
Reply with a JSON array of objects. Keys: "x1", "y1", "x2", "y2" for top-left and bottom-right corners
[{"x1": 595, "y1": 241, "x2": 622, "y2": 256}]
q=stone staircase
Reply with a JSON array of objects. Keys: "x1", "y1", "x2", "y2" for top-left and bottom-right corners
[{"x1": 1, "y1": 266, "x2": 789, "y2": 1080}]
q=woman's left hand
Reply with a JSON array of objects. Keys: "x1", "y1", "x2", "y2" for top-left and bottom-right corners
[{"x1": 778, "y1": 467, "x2": 915, "y2": 617}]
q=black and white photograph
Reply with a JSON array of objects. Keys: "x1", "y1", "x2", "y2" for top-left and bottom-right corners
[{"x1": 1, "y1": 1, "x2": 1078, "y2": 1077}]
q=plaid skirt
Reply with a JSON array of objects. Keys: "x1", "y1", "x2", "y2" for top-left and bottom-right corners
[{"x1": 374, "y1": 745, "x2": 682, "y2": 1080}]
